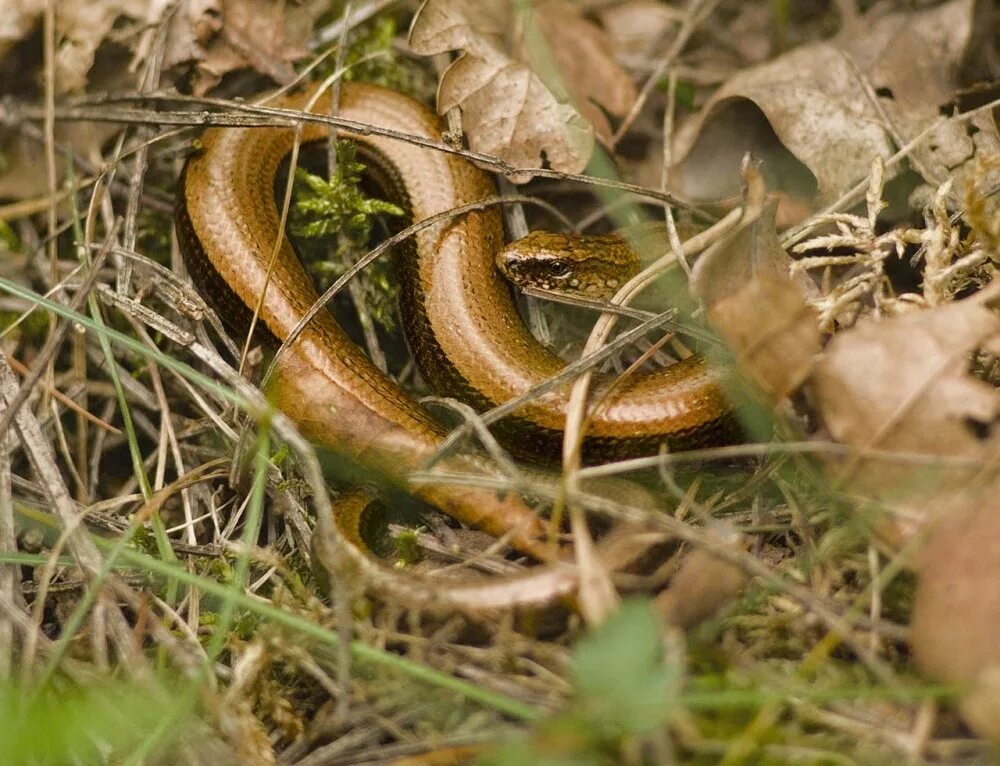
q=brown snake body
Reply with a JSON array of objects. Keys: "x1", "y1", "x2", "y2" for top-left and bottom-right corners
[{"x1": 175, "y1": 82, "x2": 733, "y2": 611}]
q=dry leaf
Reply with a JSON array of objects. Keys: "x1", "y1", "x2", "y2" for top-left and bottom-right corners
[
  {"x1": 688, "y1": 178, "x2": 821, "y2": 402},
  {"x1": 409, "y1": 0, "x2": 636, "y2": 177},
  {"x1": 177, "y1": 0, "x2": 329, "y2": 94},
  {"x1": 0, "y1": 0, "x2": 151, "y2": 199},
  {"x1": 655, "y1": 544, "x2": 747, "y2": 629},
  {"x1": 56, "y1": 0, "x2": 152, "y2": 91},
  {"x1": 691, "y1": 194, "x2": 814, "y2": 307},
  {"x1": 0, "y1": 123, "x2": 119, "y2": 201},
  {"x1": 811, "y1": 289, "x2": 1000, "y2": 541},
  {"x1": 0, "y1": 1, "x2": 180, "y2": 200},
  {"x1": 0, "y1": 0, "x2": 149, "y2": 92},
  {"x1": 910, "y1": 498, "x2": 1000, "y2": 741},
  {"x1": 0, "y1": 0, "x2": 329, "y2": 199},
  {"x1": 0, "y1": 0, "x2": 328, "y2": 95},
  {"x1": 671, "y1": 0, "x2": 997, "y2": 204},
  {"x1": 0, "y1": 0, "x2": 46, "y2": 62},
  {"x1": 160, "y1": 0, "x2": 223, "y2": 72},
  {"x1": 709, "y1": 278, "x2": 820, "y2": 403},
  {"x1": 597, "y1": 1, "x2": 682, "y2": 62}
]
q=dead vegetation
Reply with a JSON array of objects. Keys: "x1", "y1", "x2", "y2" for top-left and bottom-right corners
[{"x1": 0, "y1": 0, "x2": 999, "y2": 763}]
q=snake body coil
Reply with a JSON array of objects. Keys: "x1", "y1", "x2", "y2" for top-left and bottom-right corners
[{"x1": 176, "y1": 82, "x2": 732, "y2": 560}]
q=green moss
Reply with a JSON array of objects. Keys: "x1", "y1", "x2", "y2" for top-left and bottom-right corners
[
  {"x1": 391, "y1": 527, "x2": 424, "y2": 567},
  {"x1": 342, "y1": 16, "x2": 410, "y2": 91},
  {"x1": 314, "y1": 6, "x2": 410, "y2": 88},
  {"x1": 0, "y1": 306, "x2": 49, "y2": 343},
  {"x1": 0, "y1": 219, "x2": 20, "y2": 251},
  {"x1": 291, "y1": 140, "x2": 404, "y2": 332}
]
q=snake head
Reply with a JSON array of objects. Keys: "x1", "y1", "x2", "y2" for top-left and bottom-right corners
[{"x1": 496, "y1": 231, "x2": 640, "y2": 302}]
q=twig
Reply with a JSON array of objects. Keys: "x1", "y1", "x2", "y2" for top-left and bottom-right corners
[
  {"x1": 0, "y1": 219, "x2": 119, "y2": 441},
  {"x1": 422, "y1": 309, "x2": 682, "y2": 468},
  {"x1": 660, "y1": 70, "x2": 690, "y2": 276},
  {"x1": 0, "y1": 426, "x2": 20, "y2": 677},
  {"x1": 312, "y1": 0, "x2": 399, "y2": 49},
  {"x1": 4, "y1": 355, "x2": 120, "y2": 435},
  {"x1": 42, "y1": 0, "x2": 58, "y2": 287},
  {"x1": 117, "y1": 4, "x2": 172, "y2": 295},
  {"x1": 575, "y1": 439, "x2": 1000, "y2": 478},
  {"x1": 611, "y1": 0, "x2": 723, "y2": 146},
  {"x1": 559, "y1": 207, "x2": 742, "y2": 472},
  {"x1": 552, "y1": 206, "x2": 740, "y2": 619},
  {"x1": 7, "y1": 95, "x2": 712, "y2": 217}
]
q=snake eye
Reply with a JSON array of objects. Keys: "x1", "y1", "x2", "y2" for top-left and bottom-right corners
[{"x1": 549, "y1": 258, "x2": 570, "y2": 277}]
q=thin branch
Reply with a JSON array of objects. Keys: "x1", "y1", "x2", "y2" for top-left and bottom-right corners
[{"x1": 4, "y1": 95, "x2": 712, "y2": 217}]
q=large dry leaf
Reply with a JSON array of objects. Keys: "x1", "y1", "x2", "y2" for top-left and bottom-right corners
[
  {"x1": 0, "y1": 0, "x2": 328, "y2": 94},
  {"x1": 0, "y1": 123, "x2": 118, "y2": 201},
  {"x1": 811, "y1": 289, "x2": 1000, "y2": 541},
  {"x1": 0, "y1": 0, "x2": 153, "y2": 199},
  {"x1": 409, "y1": 0, "x2": 636, "y2": 177},
  {"x1": 671, "y1": 0, "x2": 998, "y2": 204},
  {"x1": 0, "y1": 1, "x2": 169, "y2": 200},
  {"x1": 0, "y1": 0, "x2": 45, "y2": 61},
  {"x1": 160, "y1": 0, "x2": 222, "y2": 73},
  {"x1": 0, "y1": 0, "x2": 327, "y2": 95},
  {"x1": 0, "y1": 0, "x2": 329, "y2": 200}
]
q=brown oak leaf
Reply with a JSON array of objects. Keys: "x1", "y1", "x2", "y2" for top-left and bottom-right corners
[
  {"x1": 811, "y1": 286, "x2": 1000, "y2": 543},
  {"x1": 409, "y1": 0, "x2": 636, "y2": 177},
  {"x1": 671, "y1": 0, "x2": 998, "y2": 205}
]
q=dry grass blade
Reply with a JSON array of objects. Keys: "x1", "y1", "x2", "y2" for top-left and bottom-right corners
[{"x1": 0, "y1": 356, "x2": 141, "y2": 671}]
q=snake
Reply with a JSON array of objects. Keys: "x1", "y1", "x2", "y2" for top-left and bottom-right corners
[
  {"x1": 312, "y1": 485, "x2": 659, "y2": 617},
  {"x1": 175, "y1": 82, "x2": 733, "y2": 612}
]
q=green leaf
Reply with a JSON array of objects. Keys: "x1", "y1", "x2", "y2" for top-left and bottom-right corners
[
  {"x1": 571, "y1": 599, "x2": 679, "y2": 737},
  {"x1": 0, "y1": 678, "x2": 179, "y2": 764}
]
